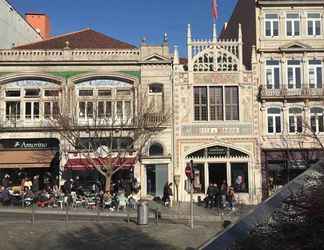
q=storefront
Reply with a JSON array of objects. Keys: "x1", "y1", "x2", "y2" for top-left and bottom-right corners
[
  {"x1": 185, "y1": 145, "x2": 251, "y2": 202},
  {"x1": 261, "y1": 149, "x2": 324, "y2": 199},
  {"x1": 0, "y1": 138, "x2": 60, "y2": 186}
]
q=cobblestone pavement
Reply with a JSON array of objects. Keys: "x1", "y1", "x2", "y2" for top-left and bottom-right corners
[{"x1": 0, "y1": 221, "x2": 223, "y2": 250}]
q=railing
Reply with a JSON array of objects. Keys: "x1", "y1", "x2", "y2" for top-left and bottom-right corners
[
  {"x1": 260, "y1": 85, "x2": 324, "y2": 99},
  {"x1": 0, "y1": 48, "x2": 141, "y2": 62}
]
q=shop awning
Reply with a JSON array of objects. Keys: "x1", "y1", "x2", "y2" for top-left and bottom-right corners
[
  {"x1": 0, "y1": 150, "x2": 56, "y2": 169},
  {"x1": 65, "y1": 157, "x2": 136, "y2": 171}
]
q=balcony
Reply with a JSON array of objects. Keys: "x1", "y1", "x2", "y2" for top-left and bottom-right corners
[{"x1": 259, "y1": 85, "x2": 324, "y2": 100}]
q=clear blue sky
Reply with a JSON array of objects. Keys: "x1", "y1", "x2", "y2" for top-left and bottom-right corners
[{"x1": 9, "y1": 0, "x2": 238, "y2": 56}]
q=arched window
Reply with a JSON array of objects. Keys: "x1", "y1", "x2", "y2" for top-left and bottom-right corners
[
  {"x1": 288, "y1": 107, "x2": 303, "y2": 133},
  {"x1": 310, "y1": 107, "x2": 324, "y2": 133},
  {"x1": 149, "y1": 143, "x2": 164, "y2": 156},
  {"x1": 267, "y1": 107, "x2": 282, "y2": 134}
]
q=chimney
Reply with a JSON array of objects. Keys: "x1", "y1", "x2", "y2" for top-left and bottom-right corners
[{"x1": 25, "y1": 13, "x2": 51, "y2": 39}]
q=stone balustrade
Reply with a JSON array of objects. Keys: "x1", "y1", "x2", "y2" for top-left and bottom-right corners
[{"x1": 0, "y1": 48, "x2": 141, "y2": 62}]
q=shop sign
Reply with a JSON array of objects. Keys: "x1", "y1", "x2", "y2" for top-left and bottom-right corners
[
  {"x1": 0, "y1": 138, "x2": 59, "y2": 150},
  {"x1": 207, "y1": 146, "x2": 227, "y2": 157},
  {"x1": 180, "y1": 123, "x2": 252, "y2": 137}
]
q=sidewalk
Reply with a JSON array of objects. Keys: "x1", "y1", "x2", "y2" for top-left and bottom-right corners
[{"x1": 0, "y1": 201, "x2": 255, "y2": 223}]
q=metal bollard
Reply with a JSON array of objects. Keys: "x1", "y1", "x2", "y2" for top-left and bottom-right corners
[
  {"x1": 96, "y1": 201, "x2": 100, "y2": 222},
  {"x1": 31, "y1": 203, "x2": 35, "y2": 224},
  {"x1": 65, "y1": 203, "x2": 69, "y2": 223}
]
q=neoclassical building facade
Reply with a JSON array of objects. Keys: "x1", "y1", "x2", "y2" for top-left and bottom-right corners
[{"x1": 0, "y1": 29, "x2": 173, "y2": 199}]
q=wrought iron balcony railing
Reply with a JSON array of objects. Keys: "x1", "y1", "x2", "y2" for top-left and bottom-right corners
[{"x1": 260, "y1": 85, "x2": 324, "y2": 99}]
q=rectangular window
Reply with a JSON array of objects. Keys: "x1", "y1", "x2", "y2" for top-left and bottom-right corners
[
  {"x1": 225, "y1": 86, "x2": 239, "y2": 120},
  {"x1": 287, "y1": 60, "x2": 301, "y2": 89},
  {"x1": 25, "y1": 89, "x2": 40, "y2": 97},
  {"x1": 286, "y1": 13, "x2": 300, "y2": 36},
  {"x1": 267, "y1": 108, "x2": 282, "y2": 134},
  {"x1": 78, "y1": 89, "x2": 93, "y2": 96},
  {"x1": 307, "y1": 13, "x2": 321, "y2": 36},
  {"x1": 116, "y1": 101, "x2": 123, "y2": 119},
  {"x1": 194, "y1": 87, "x2": 208, "y2": 121},
  {"x1": 44, "y1": 102, "x2": 51, "y2": 118},
  {"x1": 231, "y1": 163, "x2": 249, "y2": 193},
  {"x1": 106, "y1": 101, "x2": 112, "y2": 118},
  {"x1": 309, "y1": 60, "x2": 322, "y2": 88},
  {"x1": 209, "y1": 87, "x2": 223, "y2": 120},
  {"x1": 117, "y1": 89, "x2": 131, "y2": 97},
  {"x1": 6, "y1": 101, "x2": 20, "y2": 120},
  {"x1": 265, "y1": 14, "x2": 279, "y2": 37},
  {"x1": 44, "y1": 90, "x2": 59, "y2": 96},
  {"x1": 24, "y1": 102, "x2": 39, "y2": 119},
  {"x1": 79, "y1": 102, "x2": 85, "y2": 118},
  {"x1": 98, "y1": 89, "x2": 112, "y2": 97},
  {"x1": 98, "y1": 101, "x2": 105, "y2": 118},
  {"x1": 124, "y1": 101, "x2": 131, "y2": 118},
  {"x1": 5, "y1": 90, "x2": 20, "y2": 97},
  {"x1": 86, "y1": 102, "x2": 93, "y2": 118},
  {"x1": 265, "y1": 60, "x2": 280, "y2": 89}
]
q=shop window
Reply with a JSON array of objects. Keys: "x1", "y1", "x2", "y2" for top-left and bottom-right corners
[
  {"x1": 149, "y1": 143, "x2": 164, "y2": 156},
  {"x1": 231, "y1": 163, "x2": 248, "y2": 193},
  {"x1": 267, "y1": 107, "x2": 282, "y2": 134},
  {"x1": 5, "y1": 101, "x2": 20, "y2": 120},
  {"x1": 265, "y1": 60, "x2": 280, "y2": 89},
  {"x1": 193, "y1": 163, "x2": 205, "y2": 193}
]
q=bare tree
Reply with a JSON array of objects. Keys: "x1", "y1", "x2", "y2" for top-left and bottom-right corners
[{"x1": 50, "y1": 94, "x2": 170, "y2": 192}]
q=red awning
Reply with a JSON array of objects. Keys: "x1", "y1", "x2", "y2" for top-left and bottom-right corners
[{"x1": 65, "y1": 157, "x2": 136, "y2": 171}]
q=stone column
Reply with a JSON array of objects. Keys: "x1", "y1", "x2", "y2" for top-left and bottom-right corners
[
  {"x1": 281, "y1": 56, "x2": 287, "y2": 89},
  {"x1": 302, "y1": 54, "x2": 308, "y2": 89},
  {"x1": 282, "y1": 100, "x2": 288, "y2": 135}
]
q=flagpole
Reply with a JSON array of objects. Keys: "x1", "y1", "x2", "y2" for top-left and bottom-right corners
[{"x1": 211, "y1": 0, "x2": 218, "y2": 43}]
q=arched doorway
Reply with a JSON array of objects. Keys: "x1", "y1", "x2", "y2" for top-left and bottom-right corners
[{"x1": 185, "y1": 145, "x2": 250, "y2": 194}]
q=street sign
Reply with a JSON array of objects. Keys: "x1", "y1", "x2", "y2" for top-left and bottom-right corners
[{"x1": 185, "y1": 162, "x2": 193, "y2": 178}]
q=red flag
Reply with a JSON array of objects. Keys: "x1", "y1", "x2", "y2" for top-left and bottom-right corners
[{"x1": 211, "y1": 0, "x2": 218, "y2": 22}]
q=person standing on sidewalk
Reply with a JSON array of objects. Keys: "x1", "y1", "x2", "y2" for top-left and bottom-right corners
[
  {"x1": 228, "y1": 187, "x2": 236, "y2": 211},
  {"x1": 162, "y1": 182, "x2": 173, "y2": 207}
]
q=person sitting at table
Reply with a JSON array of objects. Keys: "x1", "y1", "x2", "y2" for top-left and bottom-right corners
[
  {"x1": 2, "y1": 174, "x2": 12, "y2": 189},
  {"x1": 0, "y1": 186, "x2": 10, "y2": 206}
]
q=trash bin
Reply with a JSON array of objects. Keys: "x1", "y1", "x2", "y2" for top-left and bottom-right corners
[{"x1": 137, "y1": 200, "x2": 148, "y2": 225}]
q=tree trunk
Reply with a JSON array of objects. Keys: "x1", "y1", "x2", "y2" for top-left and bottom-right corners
[{"x1": 105, "y1": 173, "x2": 112, "y2": 193}]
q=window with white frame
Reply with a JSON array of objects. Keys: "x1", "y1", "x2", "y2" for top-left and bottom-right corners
[
  {"x1": 194, "y1": 86, "x2": 239, "y2": 121},
  {"x1": 289, "y1": 107, "x2": 303, "y2": 133},
  {"x1": 265, "y1": 14, "x2": 279, "y2": 37},
  {"x1": 77, "y1": 81, "x2": 133, "y2": 122},
  {"x1": 307, "y1": 13, "x2": 321, "y2": 36},
  {"x1": 310, "y1": 107, "x2": 324, "y2": 133},
  {"x1": 5, "y1": 101, "x2": 20, "y2": 120},
  {"x1": 267, "y1": 107, "x2": 282, "y2": 134},
  {"x1": 286, "y1": 13, "x2": 300, "y2": 36},
  {"x1": 308, "y1": 60, "x2": 323, "y2": 88},
  {"x1": 287, "y1": 60, "x2": 302, "y2": 89},
  {"x1": 265, "y1": 60, "x2": 280, "y2": 89}
]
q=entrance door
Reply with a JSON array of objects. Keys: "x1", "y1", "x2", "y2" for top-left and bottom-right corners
[
  {"x1": 208, "y1": 163, "x2": 226, "y2": 187},
  {"x1": 146, "y1": 164, "x2": 168, "y2": 198}
]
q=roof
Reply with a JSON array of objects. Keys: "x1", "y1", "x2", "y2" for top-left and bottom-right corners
[{"x1": 14, "y1": 28, "x2": 136, "y2": 50}]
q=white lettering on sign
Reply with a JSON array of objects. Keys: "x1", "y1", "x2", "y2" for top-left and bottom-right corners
[{"x1": 14, "y1": 141, "x2": 48, "y2": 149}]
